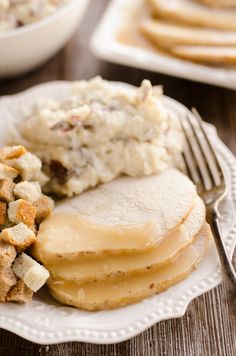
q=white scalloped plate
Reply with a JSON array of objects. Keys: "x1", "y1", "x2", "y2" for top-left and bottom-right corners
[
  {"x1": 90, "y1": 0, "x2": 236, "y2": 90},
  {"x1": 0, "y1": 81, "x2": 235, "y2": 345}
]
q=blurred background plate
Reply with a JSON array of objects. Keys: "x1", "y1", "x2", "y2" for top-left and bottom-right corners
[
  {"x1": 90, "y1": 0, "x2": 236, "y2": 90},
  {"x1": 0, "y1": 0, "x2": 90, "y2": 78}
]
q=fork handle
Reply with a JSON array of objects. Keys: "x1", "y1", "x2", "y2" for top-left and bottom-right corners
[
  {"x1": 209, "y1": 211, "x2": 236, "y2": 323},
  {"x1": 209, "y1": 211, "x2": 236, "y2": 285}
]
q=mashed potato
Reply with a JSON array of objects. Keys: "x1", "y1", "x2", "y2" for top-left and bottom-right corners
[
  {"x1": 0, "y1": 0, "x2": 70, "y2": 32},
  {"x1": 12, "y1": 77, "x2": 184, "y2": 196}
]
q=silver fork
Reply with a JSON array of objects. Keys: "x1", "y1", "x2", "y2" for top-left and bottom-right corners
[{"x1": 180, "y1": 109, "x2": 236, "y2": 319}]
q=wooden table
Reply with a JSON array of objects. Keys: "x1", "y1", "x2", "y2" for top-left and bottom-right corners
[{"x1": 0, "y1": 1, "x2": 235, "y2": 355}]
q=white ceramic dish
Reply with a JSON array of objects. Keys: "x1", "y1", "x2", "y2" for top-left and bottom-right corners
[
  {"x1": 91, "y1": 0, "x2": 236, "y2": 90},
  {"x1": 0, "y1": 0, "x2": 90, "y2": 78},
  {"x1": 0, "y1": 81, "x2": 235, "y2": 345}
]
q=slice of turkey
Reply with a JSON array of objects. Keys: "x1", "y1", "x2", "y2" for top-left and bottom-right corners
[
  {"x1": 47, "y1": 197, "x2": 205, "y2": 283},
  {"x1": 170, "y1": 46, "x2": 236, "y2": 64},
  {"x1": 150, "y1": 0, "x2": 236, "y2": 31},
  {"x1": 33, "y1": 169, "x2": 197, "y2": 262},
  {"x1": 48, "y1": 223, "x2": 211, "y2": 311},
  {"x1": 197, "y1": 0, "x2": 236, "y2": 8},
  {"x1": 141, "y1": 19, "x2": 236, "y2": 47}
]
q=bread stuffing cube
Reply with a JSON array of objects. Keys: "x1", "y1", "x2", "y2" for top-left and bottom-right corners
[
  {"x1": 0, "y1": 223, "x2": 36, "y2": 252},
  {"x1": 0, "y1": 242, "x2": 17, "y2": 302},
  {"x1": 8, "y1": 199, "x2": 36, "y2": 226},
  {"x1": 0, "y1": 202, "x2": 7, "y2": 225},
  {"x1": 13, "y1": 253, "x2": 49, "y2": 292},
  {"x1": 9, "y1": 152, "x2": 42, "y2": 181},
  {"x1": 0, "y1": 269, "x2": 17, "y2": 302},
  {"x1": 0, "y1": 145, "x2": 27, "y2": 160},
  {"x1": 34, "y1": 171, "x2": 49, "y2": 187},
  {"x1": 14, "y1": 181, "x2": 41, "y2": 203},
  {"x1": 0, "y1": 178, "x2": 15, "y2": 202},
  {"x1": 0, "y1": 163, "x2": 19, "y2": 180},
  {"x1": 0, "y1": 241, "x2": 17, "y2": 268},
  {"x1": 6, "y1": 279, "x2": 33, "y2": 303},
  {"x1": 33, "y1": 195, "x2": 54, "y2": 223}
]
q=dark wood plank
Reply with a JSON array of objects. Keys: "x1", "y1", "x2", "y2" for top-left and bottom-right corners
[{"x1": 0, "y1": 1, "x2": 236, "y2": 355}]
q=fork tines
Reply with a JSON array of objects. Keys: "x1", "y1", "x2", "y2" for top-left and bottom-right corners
[{"x1": 180, "y1": 109, "x2": 224, "y2": 192}]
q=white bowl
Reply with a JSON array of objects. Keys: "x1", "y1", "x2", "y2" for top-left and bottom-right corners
[{"x1": 0, "y1": 0, "x2": 90, "y2": 78}]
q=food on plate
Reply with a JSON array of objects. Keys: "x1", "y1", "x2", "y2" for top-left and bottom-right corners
[
  {"x1": 0, "y1": 178, "x2": 15, "y2": 202},
  {"x1": 0, "y1": 0, "x2": 70, "y2": 33},
  {"x1": 13, "y1": 253, "x2": 49, "y2": 293},
  {"x1": 8, "y1": 199, "x2": 37, "y2": 227},
  {"x1": 12, "y1": 77, "x2": 184, "y2": 197},
  {"x1": 33, "y1": 169, "x2": 211, "y2": 310},
  {"x1": 196, "y1": 0, "x2": 236, "y2": 8},
  {"x1": 33, "y1": 169, "x2": 197, "y2": 262},
  {"x1": 14, "y1": 181, "x2": 42, "y2": 204},
  {"x1": 0, "y1": 241, "x2": 17, "y2": 302},
  {"x1": 1, "y1": 223, "x2": 36, "y2": 252},
  {"x1": 46, "y1": 197, "x2": 205, "y2": 283},
  {"x1": 6, "y1": 279, "x2": 33, "y2": 303},
  {"x1": 150, "y1": 0, "x2": 236, "y2": 30},
  {"x1": 170, "y1": 46, "x2": 236, "y2": 65},
  {"x1": 0, "y1": 145, "x2": 53, "y2": 303},
  {"x1": 48, "y1": 224, "x2": 211, "y2": 311},
  {"x1": 33, "y1": 195, "x2": 55, "y2": 223},
  {"x1": 117, "y1": 0, "x2": 236, "y2": 66},
  {"x1": 141, "y1": 17, "x2": 236, "y2": 64},
  {"x1": 141, "y1": 19, "x2": 236, "y2": 47},
  {"x1": 1, "y1": 80, "x2": 213, "y2": 311},
  {"x1": 0, "y1": 162, "x2": 18, "y2": 180}
]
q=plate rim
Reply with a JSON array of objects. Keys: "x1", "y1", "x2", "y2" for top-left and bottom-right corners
[{"x1": 0, "y1": 80, "x2": 235, "y2": 345}]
